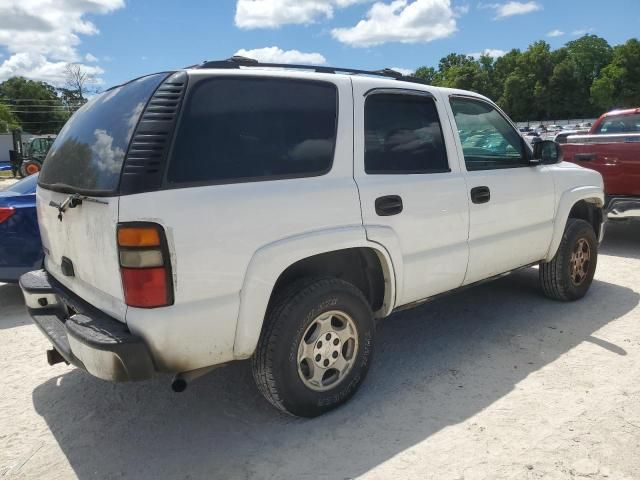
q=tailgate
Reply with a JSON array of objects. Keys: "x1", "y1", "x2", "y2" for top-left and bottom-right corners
[{"x1": 37, "y1": 188, "x2": 125, "y2": 321}]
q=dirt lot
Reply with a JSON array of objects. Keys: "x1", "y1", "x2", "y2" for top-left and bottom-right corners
[{"x1": 1, "y1": 222, "x2": 639, "y2": 480}]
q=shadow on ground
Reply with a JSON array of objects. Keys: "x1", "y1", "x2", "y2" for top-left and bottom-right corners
[
  {"x1": 600, "y1": 219, "x2": 640, "y2": 260},
  {"x1": 0, "y1": 283, "x2": 29, "y2": 330},
  {"x1": 29, "y1": 226, "x2": 639, "y2": 479}
]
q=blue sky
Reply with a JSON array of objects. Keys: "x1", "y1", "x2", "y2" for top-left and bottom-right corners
[{"x1": 0, "y1": 0, "x2": 639, "y2": 89}]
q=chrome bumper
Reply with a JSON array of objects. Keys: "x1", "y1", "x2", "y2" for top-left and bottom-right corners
[{"x1": 607, "y1": 197, "x2": 640, "y2": 219}]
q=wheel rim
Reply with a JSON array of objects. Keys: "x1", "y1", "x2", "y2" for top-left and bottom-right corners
[
  {"x1": 297, "y1": 310, "x2": 359, "y2": 392},
  {"x1": 570, "y1": 237, "x2": 591, "y2": 286},
  {"x1": 25, "y1": 163, "x2": 40, "y2": 175}
]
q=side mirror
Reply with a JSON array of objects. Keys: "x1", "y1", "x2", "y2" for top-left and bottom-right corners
[{"x1": 531, "y1": 139, "x2": 562, "y2": 165}]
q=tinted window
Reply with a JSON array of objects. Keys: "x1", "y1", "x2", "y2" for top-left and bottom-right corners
[
  {"x1": 450, "y1": 97, "x2": 526, "y2": 171},
  {"x1": 7, "y1": 173, "x2": 38, "y2": 194},
  {"x1": 365, "y1": 94, "x2": 448, "y2": 174},
  {"x1": 595, "y1": 113, "x2": 640, "y2": 133},
  {"x1": 39, "y1": 73, "x2": 167, "y2": 193},
  {"x1": 167, "y1": 78, "x2": 338, "y2": 184}
]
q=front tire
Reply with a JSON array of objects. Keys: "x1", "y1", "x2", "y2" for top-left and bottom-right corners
[
  {"x1": 252, "y1": 278, "x2": 375, "y2": 417},
  {"x1": 540, "y1": 218, "x2": 598, "y2": 301}
]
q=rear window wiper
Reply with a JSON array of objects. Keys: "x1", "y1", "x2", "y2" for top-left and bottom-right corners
[{"x1": 49, "y1": 193, "x2": 108, "y2": 221}]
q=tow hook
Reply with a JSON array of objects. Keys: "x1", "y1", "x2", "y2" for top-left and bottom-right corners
[
  {"x1": 46, "y1": 348, "x2": 68, "y2": 366},
  {"x1": 171, "y1": 365, "x2": 223, "y2": 393}
]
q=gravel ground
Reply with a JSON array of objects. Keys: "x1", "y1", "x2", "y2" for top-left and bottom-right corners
[
  {"x1": 0, "y1": 221, "x2": 639, "y2": 480},
  {"x1": 0, "y1": 177, "x2": 19, "y2": 189}
]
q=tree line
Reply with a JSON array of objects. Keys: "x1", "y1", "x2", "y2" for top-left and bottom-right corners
[
  {"x1": 413, "y1": 35, "x2": 639, "y2": 122},
  {"x1": 2, "y1": 36, "x2": 639, "y2": 133},
  {"x1": 0, "y1": 64, "x2": 96, "y2": 134}
]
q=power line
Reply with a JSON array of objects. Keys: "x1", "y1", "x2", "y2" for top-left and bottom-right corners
[
  {"x1": 1, "y1": 104, "x2": 83, "y2": 107},
  {"x1": 9, "y1": 120, "x2": 67, "y2": 124},
  {"x1": 0, "y1": 98, "x2": 83, "y2": 102}
]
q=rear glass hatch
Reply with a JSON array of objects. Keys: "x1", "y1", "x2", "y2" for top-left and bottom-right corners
[{"x1": 37, "y1": 72, "x2": 170, "y2": 321}]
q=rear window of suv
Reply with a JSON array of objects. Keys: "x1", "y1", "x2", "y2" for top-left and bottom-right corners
[
  {"x1": 38, "y1": 73, "x2": 168, "y2": 194},
  {"x1": 166, "y1": 77, "x2": 338, "y2": 185}
]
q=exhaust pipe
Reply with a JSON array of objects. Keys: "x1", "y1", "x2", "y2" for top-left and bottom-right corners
[{"x1": 171, "y1": 365, "x2": 222, "y2": 393}]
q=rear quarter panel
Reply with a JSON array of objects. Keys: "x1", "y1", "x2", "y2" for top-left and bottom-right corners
[{"x1": 120, "y1": 72, "x2": 363, "y2": 372}]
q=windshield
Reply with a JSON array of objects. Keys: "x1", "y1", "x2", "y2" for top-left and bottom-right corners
[
  {"x1": 7, "y1": 173, "x2": 39, "y2": 195},
  {"x1": 38, "y1": 73, "x2": 168, "y2": 194}
]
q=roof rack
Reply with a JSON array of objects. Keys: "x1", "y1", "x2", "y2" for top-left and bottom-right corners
[{"x1": 191, "y1": 56, "x2": 429, "y2": 85}]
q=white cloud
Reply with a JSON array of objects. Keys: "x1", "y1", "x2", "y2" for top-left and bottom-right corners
[
  {"x1": 85, "y1": 53, "x2": 98, "y2": 62},
  {"x1": 468, "y1": 48, "x2": 506, "y2": 59},
  {"x1": 0, "y1": 0, "x2": 123, "y2": 84},
  {"x1": 235, "y1": 0, "x2": 371, "y2": 29},
  {"x1": 91, "y1": 128, "x2": 125, "y2": 174},
  {"x1": 0, "y1": 52, "x2": 104, "y2": 86},
  {"x1": 547, "y1": 29, "x2": 564, "y2": 38},
  {"x1": 390, "y1": 66, "x2": 414, "y2": 76},
  {"x1": 234, "y1": 47, "x2": 327, "y2": 65},
  {"x1": 331, "y1": 0, "x2": 460, "y2": 47},
  {"x1": 481, "y1": 1, "x2": 542, "y2": 19},
  {"x1": 572, "y1": 28, "x2": 594, "y2": 36}
]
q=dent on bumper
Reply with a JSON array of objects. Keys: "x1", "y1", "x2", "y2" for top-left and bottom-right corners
[{"x1": 19, "y1": 269, "x2": 155, "y2": 382}]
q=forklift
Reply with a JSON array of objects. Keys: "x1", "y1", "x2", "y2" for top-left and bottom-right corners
[{"x1": 8, "y1": 130, "x2": 56, "y2": 177}]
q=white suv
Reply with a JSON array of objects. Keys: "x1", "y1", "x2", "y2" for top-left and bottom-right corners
[{"x1": 20, "y1": 57, "x2": 605, "y2": 417}]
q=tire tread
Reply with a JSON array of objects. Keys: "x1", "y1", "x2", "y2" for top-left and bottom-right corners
[{"x1": 252, "y1": 277, "x2": 370, "y2": 416}]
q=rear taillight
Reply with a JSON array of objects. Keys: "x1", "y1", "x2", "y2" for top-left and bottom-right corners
[
  {"x1": 117, "y1": 223, "x2": 173, "y2": 308},
  {"x1": 0, "y1": 207, "x2": 15, "y2": 224}
]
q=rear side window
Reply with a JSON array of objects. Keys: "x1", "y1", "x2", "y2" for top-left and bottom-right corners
[
  {"x1": 167, "y1": 77, "x2": 338, "y2": 185},
  {"x1": 595, "y1": 113, "x2": 640, "y2": 133},
  {"x1": 365, "y1": 94, "x2": 448, "y2": 174},
  {"x1": 39, "y1": 73, "x2": 167, "y2": 193}
]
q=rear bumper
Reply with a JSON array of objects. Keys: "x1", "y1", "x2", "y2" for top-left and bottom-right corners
[
  {"x1": 606, "y1": 197, "x2": 640, "y2": 219},
  {"x1": 19, "y1": 269, "x2": 155, "y2": 382}
]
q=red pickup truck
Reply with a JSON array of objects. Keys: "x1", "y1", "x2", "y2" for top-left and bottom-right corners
[{"x1": 561, "y1": 107, "x2": 640, "y2": 219}]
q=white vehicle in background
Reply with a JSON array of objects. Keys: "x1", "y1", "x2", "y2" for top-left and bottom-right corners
[{"x1": 21, "y1": 57, "x2": 605, "y2": 417}]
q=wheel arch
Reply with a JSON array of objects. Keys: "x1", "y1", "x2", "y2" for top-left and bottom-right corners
[
  {"x1": 233, "y1": 226, "x2": 399, "y2": 359},
  {"x1": 545, "y1": 186, "x2": 604, "y2": 262}
]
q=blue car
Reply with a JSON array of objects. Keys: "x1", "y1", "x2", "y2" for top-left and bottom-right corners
[{"x1": 0, "y1": 174, "x2": 42, "y2": 282}]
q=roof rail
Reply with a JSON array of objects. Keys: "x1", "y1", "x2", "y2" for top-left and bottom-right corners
[{"x1": 192, "y1": 56, "x2": 429, "y2": 84}]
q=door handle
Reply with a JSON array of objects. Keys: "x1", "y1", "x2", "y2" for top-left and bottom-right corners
[
  {"x1": 470, "y1": 186, "x2": 490, "y2": 204},
  {"x1": 574, "y1": 153, "x2": 595, "y2": 162},
  {"x1": 375, "y1": 195, "x2": 403, "y2": 216}
]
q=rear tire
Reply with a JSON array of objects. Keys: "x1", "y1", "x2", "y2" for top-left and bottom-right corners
[
  {"x1": 540, "y1": 218, "x2": 598, "y2": 301},
  {"x1": 252, "y1": 278, "x2": 375, "y2": 417}
]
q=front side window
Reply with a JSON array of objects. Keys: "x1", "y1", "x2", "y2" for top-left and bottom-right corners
[
  {"x1": 364, "y1": 93, "x2": 449, "y2": 174},
  {"x1": 450, "y1": 97, "x2": 526, "y2": 171},
  {"x1": 595, "y1": 113, "x2": 640, "y2": 134},
  {"x1": 167, "y1": 77, "x2": 338, "y2": 184}
]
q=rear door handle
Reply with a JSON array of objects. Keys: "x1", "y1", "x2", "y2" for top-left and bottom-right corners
[
  {"x1": 375, "y1": 195, "x2": 403, "y2": 216},
  {"x1": 470, "y1": 186, "x2": 491, "y2": 204}
]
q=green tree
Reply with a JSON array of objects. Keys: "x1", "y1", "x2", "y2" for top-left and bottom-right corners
[
  {"x1": 0, "y1": 104, "x2": 19, "y2": 133},
  {"x1": 0, "y1": 77, "x2": 69, "y2": 134},
  {"x1": 560, "y1": 35, "x2": 613, "y2": 116},
  {"x1": 591, "y1": 39, "x2": 640, "y2": 110},
  {"x1": 413, "y1": 66, "x2": 438, "y2": 84}
]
